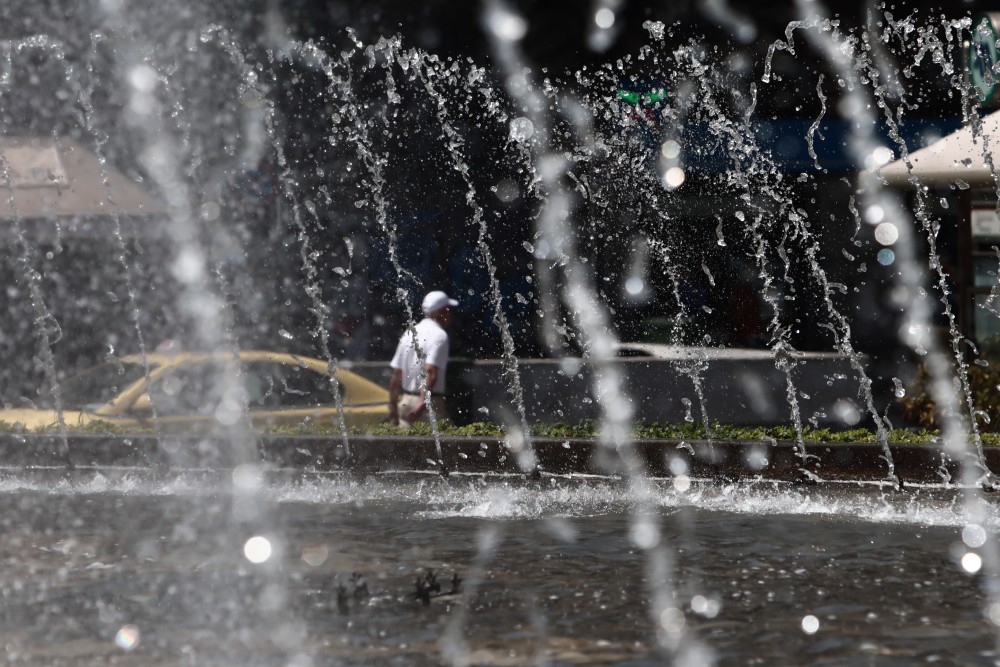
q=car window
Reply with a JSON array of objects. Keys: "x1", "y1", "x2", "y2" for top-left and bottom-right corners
[
  {"x1": 149, "y1": 362, "x2": 229, "y2": 417},
  {"x1": 46, "y1": 361, "x2": 149, "y2": 410},
  {"x1": 243, "y1": 361, "x2": 342, "y2": 409}
]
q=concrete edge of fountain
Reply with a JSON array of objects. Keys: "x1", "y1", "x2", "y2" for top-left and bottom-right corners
[{"x1": 0, "y1": 433, "x2": 983, "y2": 487}]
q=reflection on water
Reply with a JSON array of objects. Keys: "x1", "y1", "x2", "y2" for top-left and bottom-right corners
[{"x1": 0, "y1": 472, "x2": 996, "y2": 665}]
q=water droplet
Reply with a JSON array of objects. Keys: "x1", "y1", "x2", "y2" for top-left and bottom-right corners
[
  {"x1": 279, "y1": 329, "x2": 293, "y2": 339},
  {"x1": 643, "y1": 20, "x2": 665, "y2": 40},
  {"x1": 509, "y1": 117, "x2": 534, "y2": 143},
  {"x1": 701, "y1": 263, "x2": 715, "y2": 287},
  {"x1": 892, "y1": 377, "x2": 905, "y2": 398},
  {"x1": 0, "y1": 43, "x2": 11, "y2": 89},
  {"x1": 801, "y1": 615, "x2": 820, "y2": 634},
  {"x1": 956, "y1": 179, "x2": 970, "y2": 190}
]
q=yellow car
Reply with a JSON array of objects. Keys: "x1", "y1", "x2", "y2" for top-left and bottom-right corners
[{"x1": 0, "y1": 350, "x2": 389, "y2": 432}]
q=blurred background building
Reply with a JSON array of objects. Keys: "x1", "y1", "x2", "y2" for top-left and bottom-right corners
[{"x1": 0, "y1": 0, "x2": 994, "y2": 408}]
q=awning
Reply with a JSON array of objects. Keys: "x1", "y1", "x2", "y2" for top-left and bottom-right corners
[
  {"x1": 878, "y1": 110, "x2": 1000, "y2": 186},
  {"x1": 0, "y1": 136, "x2": 167, "y2": 238}
]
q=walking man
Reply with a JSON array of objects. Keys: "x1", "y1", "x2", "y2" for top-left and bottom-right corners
[{"x1": 388, "y1": 290, "x2": 458, "y2": 427}]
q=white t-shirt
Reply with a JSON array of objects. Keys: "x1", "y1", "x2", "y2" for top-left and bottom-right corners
[{"x1": 390, "y1": 318, "x2": 450, "y2": 394}]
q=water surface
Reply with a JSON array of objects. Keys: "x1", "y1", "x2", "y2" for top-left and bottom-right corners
[{"x1": 0, "y1": 472, "x2": 994, "y2": 666}]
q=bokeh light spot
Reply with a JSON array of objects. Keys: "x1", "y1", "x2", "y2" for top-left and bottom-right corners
[
  {"x1": 115, "y1": 624, "x2": 140, "y2": 651},
  {"x1": 963, "y1": 524, "x2": 988, "y2": 549},
  {"x1": 867, "y1": 145, "x2": 893, "y2": 169},
  {"x1": 863, "y1": 205, "x2": 885, "y2": 224},
  {"x1": 127, "y1": 65, "x2": 157, "y2": 92},
  {"x1": 244, "y1": 535, "x2": 273, "y2": 564},
  {"x1": 486, "y1": 6, "x2": 528, "y2": 41},
  {"x1": 663, "y1": 167, "x2": 685, "y2": 189},
  {"x1": 660, "y1": 606, "x2": 685, "y2": 632},
  {"x1": 802, "y1": 615, "x2": 820, "y2": 634},
  {"x1": 661, "y1": 139, "x2": 681, "y2": 159},
  {"x1": 962, "y1": 552, "x2": 983, "y2": 574},
  {"x1": 691, "y1": 595, "x2": 721, "y2": 618},
  {"x1": 673, "y1": 474, "x2": 691, "y2": 492},
  {"x1": 625, "y1": 276, "x2": 645, "y2": 295},
  {"x1": 630, "y1": 521, "x2": 660, "y2": 549},
  {"x1": 595, "y1": 8, "x2": 615, "y2": 29},
  {"x1": 833, "y1": 399, "x2": 861, "y2": 426},
  {"x1": 874, "y1": 222, "x2": 898, "y2": 246}
]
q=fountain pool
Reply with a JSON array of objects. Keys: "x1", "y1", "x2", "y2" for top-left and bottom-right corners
[
  {"x1": 3, "y1": 0, "x2": 1000, "y2": 665},
  {"x1": 0, "y1": 472, "x2": 996, "y2": 666}
]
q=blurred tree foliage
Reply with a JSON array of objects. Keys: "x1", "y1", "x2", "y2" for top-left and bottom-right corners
[{"x1": 899, "y1": 335, "x2": 1000, "y2": 433}]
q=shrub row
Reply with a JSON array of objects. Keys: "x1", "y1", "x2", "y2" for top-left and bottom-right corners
[{"x1": 0, "y1": 417, "x2": 961, "y2": 445}]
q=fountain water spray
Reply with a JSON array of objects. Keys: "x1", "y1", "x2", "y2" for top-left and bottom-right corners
[
  {"x1": 787, "y1": 0, "x2": 1000, "y2": 651},
  {"x1": 484, "y1": 3, "x2": 713, "y2": 663}
]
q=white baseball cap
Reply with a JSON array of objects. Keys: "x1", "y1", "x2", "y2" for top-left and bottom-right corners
[{"x1": 422, "y1": 290, "x2": 459, "y2": 315}]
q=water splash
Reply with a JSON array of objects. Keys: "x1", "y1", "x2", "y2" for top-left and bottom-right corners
[{"x1": 5, "y1": 3, "x2": 1000, "y2": 661}]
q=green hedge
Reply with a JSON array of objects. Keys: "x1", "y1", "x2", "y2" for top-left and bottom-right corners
[{"x1": 0, "y1": 417, "x2": 960, "y2": 445}]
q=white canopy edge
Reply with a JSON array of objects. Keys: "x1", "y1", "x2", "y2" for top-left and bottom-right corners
[
  {"x1": 878, "y1": 110, "x2": 1000, "y2": 187},
  {"x1": 0, "y1": 135, "x2": 167, "y2": 221}
]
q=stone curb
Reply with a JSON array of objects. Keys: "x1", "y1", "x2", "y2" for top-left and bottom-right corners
[{"x1": 0, "y1": 433, "x2": 989, "y2": 485}]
